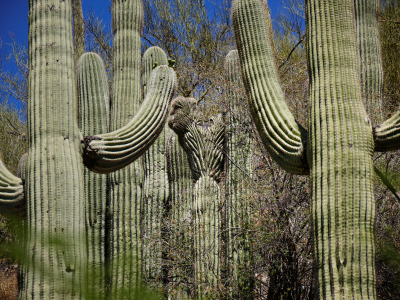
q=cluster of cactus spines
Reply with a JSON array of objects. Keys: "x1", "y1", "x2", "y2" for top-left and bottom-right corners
[
  {"x1": 140, "y1": 46, "x2": 170, "y2": 282},
  {"x1": 355, "y1": 0, "x2": 384, "y2": 123},
  {"x1": 232, "y1": 0, "x2": 394, "y2": 297},
  {"x1": 77, "y1": 52, "x2": 110, "y2": 298},
  {"x1": 168, "y1": 97, "x2": 225, "y2": 298},
  {"x1": 164, "y1": 130, "x2": 193, "y2": 297},
  {"x1": 224, "y1": 50, "x2": 254, "y2": 297},
  {"x1": 0, "y1": 0, "x2": 176, "y2": 298}
]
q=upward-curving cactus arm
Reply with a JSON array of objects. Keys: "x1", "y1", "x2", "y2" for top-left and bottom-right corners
[
  {"x1": 232, "y1": 0, "x2": 308, "y2": 175},
  {"x1": 0, "y1": 159, "x2": 24, "y2": 217},
  {"x1": 373, "y1": 112, "x2": 400, "y2": 151},
  {"x1": 82, "y1": 65, "x2": 176, "y2": 174}
]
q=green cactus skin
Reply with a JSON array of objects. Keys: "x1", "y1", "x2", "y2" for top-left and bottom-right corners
[
  {"x1": 232, "y1": 6, "x2": 309, "y2": 176},
  {"x1": 355, "y1": 0, "x2": 384, "y2": 124},
  {"x1": 77, "y1": 52, "x2": 110, "y2": 298},
  {"x1": 224, "y1": 50, "x2": 254, "y2": 298},
  {"x1": 20, "y1": 1, "x2": 87, "y2": 298},
  {"x1": 141, "y1": 46, "x2": 170, "y2": 283},
  {"x1": 165, "y1": 130, "x2": 193, "y2": 298},
  {"x1": 232, "y1": 0, "x2": 384, "y2": 298},
  {"x1": 169, "y1": 97, "x2": 225, "y2": 298}
]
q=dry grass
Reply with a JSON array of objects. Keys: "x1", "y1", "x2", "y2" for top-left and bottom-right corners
[{"x1": 0, "y1": 259, "x2": 18, "y2": 300}]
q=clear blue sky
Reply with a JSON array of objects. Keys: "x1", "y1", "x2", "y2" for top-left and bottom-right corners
[{"x1": 0, "y1": 0, "x2": 281, "y2": 46}]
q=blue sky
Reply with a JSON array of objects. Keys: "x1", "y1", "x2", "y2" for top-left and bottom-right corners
[{"x1": 0, "y1": 0, "x2": 281, "y2": 46}]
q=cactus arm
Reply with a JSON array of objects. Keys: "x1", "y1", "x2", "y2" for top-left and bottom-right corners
[
  {"x1": 373, "y1": 112, "x2": 400, "y2": 151},
  {"x1": 142, "y1": 46, "x2": 169, "y2": 95},
  {"x1": 83, "y1": 65, "x2": 176, "y2": 173},
  {"x1": 0, "y1": 159, "x2": 24, "y2": 217},
  {"x1": 232, "y1": 0, "x2": 309, "y2": 175}
]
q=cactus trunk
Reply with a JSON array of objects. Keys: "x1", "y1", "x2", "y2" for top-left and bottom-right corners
[
  {"x1": 77, "y1": 52, "x2": 110, "y2": 298},
  {"x1": 224, "y1": 50, "x2": 254, "y2": 298},
  {"x1": 306, "y1": 1, "x2": 375, "y2": 297},
  {"x1": 233, "y1": 0, "x2": 377, "y2": 298},
  {"x1": 20, "y1": 0, "x2": 86, "y2": 298},
  {"x1": 141, "y1": 46, "x2": 169, "y2": 283}
]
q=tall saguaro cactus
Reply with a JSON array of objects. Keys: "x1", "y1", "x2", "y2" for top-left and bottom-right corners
[
  {"x1": 0, "y1": 0, "x2": 176, "y2": 298},
  {"x1": 141, "y1": 46, "x2": 170, "y2": 283},
  {"x1": 77, "y1": 52, "x2": 110, "y2": 298},
  {"x1": 231, "y1": 0, "x2": 400, "y2": 298},
  {"x1": 224, "y1": 50, "x2": 254, "y2": 298}
]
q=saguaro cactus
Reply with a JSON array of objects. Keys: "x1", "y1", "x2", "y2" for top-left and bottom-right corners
[
  {"x1": 224, "y1": 50, "x2": 254, "y2": 298},
  {"x1": 232, "y1": 0, "x2": 400, "y2": 298},
  {"x1": 77, "y1": 52, "x2": 110, "y2": 298},
  {"x1": 0, "y1": 0, "x2": 175, "y2": 298},
  {"x1": 164, "y1": 130, "x2": 193, "y2": 297},
  {"x1": 168, "y1": 97, "x2": 225, "y2": 298},
  {"x1": 141, "y1": 46, "x2": 170, "y2": 283}
]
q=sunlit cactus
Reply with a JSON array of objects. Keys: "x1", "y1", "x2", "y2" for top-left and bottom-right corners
[
  {"x1": 0, "y1": 0, "x2": 175, "y2": 299},
  {"x1": 141, "y1": 46, "x2": 170, "y2": 283},
  {"x1": 232, "y1": 0, "x2": 400, "y2": 298},
  {"x1": 77, "y1": 52, "x2": 110, "y2": 298},
  {"x1": 224, "y1": 49, "x2": 254, "y2": 298}
]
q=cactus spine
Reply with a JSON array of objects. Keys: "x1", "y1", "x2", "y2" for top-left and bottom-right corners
[
  {"x1": 77, "y1": 52, "x2": 110, "y2": 298},
  {"x1": 231, "y1": 0, "x2": 391, "y2": 298},
  {"x1": 0, "y1": 0, "x2": 175, "y2": 298}
]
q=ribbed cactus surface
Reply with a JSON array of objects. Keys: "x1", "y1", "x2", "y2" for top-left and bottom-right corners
[
  {"x1": 77, "y1": 52, "x2": 110, "y2": 298},
  {"x1": 233, "y1": 0, "x2": 379, "y2": 298},
  {"x1": 22, "y1": 1, "x2": 87, "y2": 298}
]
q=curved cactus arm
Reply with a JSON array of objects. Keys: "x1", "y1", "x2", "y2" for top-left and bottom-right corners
[
  {"x1": 232, "y1": 0, "x2": 309, "y2": 175},
  {"x1": 83, "y1": 65, "x2": 176, "y2": 173},
  {"x1": 373, "y1": 112, "x2": 400, "y2": 151},
  {"x1": 0, "y1": 158, "x2": 24, "y2": 217}
]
